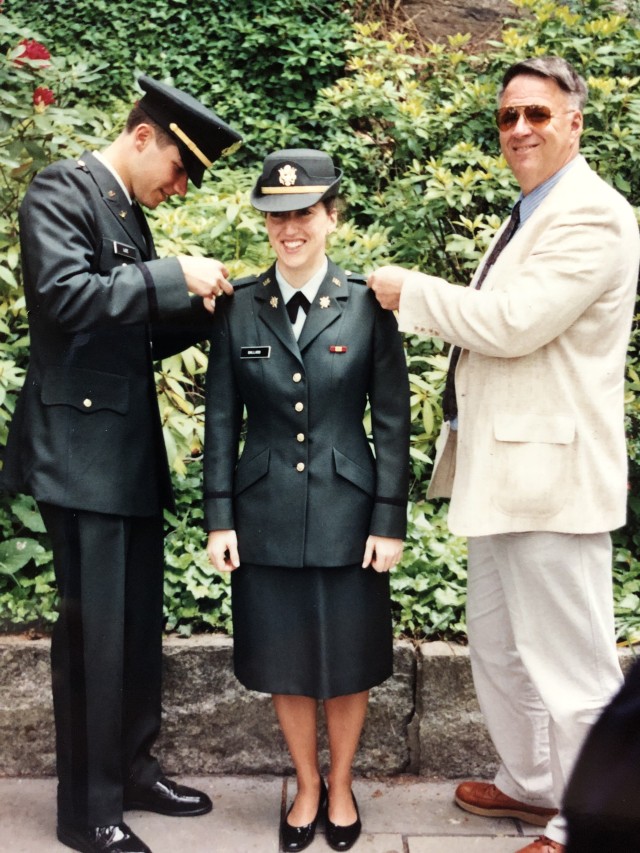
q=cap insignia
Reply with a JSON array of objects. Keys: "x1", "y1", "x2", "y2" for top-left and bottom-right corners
[
  {"x1": 278, "y1": 165, "x2": 297, "y2": 187},
  {"x1": 270, "y1": 296, "x2": 279, "y2": 309},
  {"x1": 319, "y1": 296, "x2": 331, "y2": 309}
]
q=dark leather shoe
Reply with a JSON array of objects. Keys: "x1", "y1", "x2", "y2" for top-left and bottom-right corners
[
  {"x1": 57, "y1": 822, "x2": 152, "y2": 853},
  {"x1": 326, "y1": 790, "x2": 361, "y2": 851},
  {"x1": 281, "y1": 778, "x2": 327, "y2": 852},
  {"x1": 123, "y1": 776, "x2": 212, "y2": 817}
]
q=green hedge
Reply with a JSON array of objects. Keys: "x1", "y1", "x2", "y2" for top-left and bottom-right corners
[{"x1": 1, "y1": 0, "x2": 639, "y2": 643}]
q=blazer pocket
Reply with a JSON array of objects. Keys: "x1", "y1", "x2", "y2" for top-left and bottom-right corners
[
  {"x1": 42, "y1": 365, "x2": 129, "y2": 414},
  {"x1": 234, "y1": 447, "x2": 270, "y2": 496},
  {"x1": 492, "y1": 413, "x2": 575, "y2": 518},
  {"x1": 333, "y1": 447, "x2": 375, "y2": 496}
]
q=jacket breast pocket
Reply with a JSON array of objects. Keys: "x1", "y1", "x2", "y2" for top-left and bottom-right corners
[
  {"x1": 42, "y1": 365, "x2": 129, "y2": 414},
  {"x1": 234, "y1": 447, "x2": 270, "y2": 496},
  {"x1": 491, "y1": 413, "x2": 575, "y2": 518},
  {"x1": 333, "y1": 447, "x2": 375, "y2": 496}
]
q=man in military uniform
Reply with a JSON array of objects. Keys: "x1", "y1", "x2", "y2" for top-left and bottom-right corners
[{"x1": 1, "y1": 76, "x2": 242, "y2": 853}]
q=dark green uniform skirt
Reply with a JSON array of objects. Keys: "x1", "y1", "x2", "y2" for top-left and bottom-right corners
[{"x1": 230, "y1": 562, "x2": 393, "y2": 699}]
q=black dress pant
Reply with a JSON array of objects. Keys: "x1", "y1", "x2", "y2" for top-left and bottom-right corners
[{"x1": 39, "y1": 503, "x2": 165, "y2": 828}]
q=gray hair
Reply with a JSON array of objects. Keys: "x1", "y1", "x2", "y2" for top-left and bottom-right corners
[{"x1": 499, "y1": 56, "x2": 588, "y2": 110}]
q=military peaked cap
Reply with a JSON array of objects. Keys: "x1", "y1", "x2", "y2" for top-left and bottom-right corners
[
  {"x1": 137, "y1": 75, "x2": 242, "y2": 188},
  {"x1": 250, "y1": 148, "x2": 342, "y2": 212}
]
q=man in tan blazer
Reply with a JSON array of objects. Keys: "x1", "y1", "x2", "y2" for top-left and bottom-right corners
[{"x1": 368, "y1": 56, "x2": 640, "y2": 853}]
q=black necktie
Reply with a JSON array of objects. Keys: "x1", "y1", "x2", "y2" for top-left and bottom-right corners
[
  {"x1": 286, "y1": 291, "x2": 311, "y2": 323},
  {"x1": 131, "y1": 201, "x2": 151, "y2": 257},
  {"x1": 442, "y1": 201, "x2": 521, "y2": 423}
]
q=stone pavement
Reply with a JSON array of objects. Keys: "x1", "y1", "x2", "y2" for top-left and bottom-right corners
[{"x1": 1, "y1": 775, "x2": 545, "y2": 853}]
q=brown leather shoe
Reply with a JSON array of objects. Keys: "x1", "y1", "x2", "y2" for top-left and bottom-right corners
[
  {"x1": 515, "y1": 836, "x2": 565, "y2": 852},
  {"x1": 454, "y1": 781, "x2": 558, "y2": 827}
]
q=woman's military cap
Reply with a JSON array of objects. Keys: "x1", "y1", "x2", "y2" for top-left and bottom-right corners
[
  {"x1": 137, "y1": 75, "x2": 242, "y2": 188},
  {"x1": 250, "y1": 148, "x2": 342, "y2": 212}
]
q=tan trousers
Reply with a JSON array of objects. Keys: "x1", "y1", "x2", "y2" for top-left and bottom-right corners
[{"x1": 466, "y1": 531, "x2": 623, "y2": 846}]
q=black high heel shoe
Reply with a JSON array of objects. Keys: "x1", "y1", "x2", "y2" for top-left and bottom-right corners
[
  {"x1": 325, "y1": 790, "x2": 362, "y2": 851},
  {"x1": 280, "y1": 778, "x2": 327, "y2": 852}
]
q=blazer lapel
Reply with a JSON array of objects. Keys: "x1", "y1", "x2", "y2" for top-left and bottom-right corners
[
  {"x1": 255, "y1": 265, "x2": 302, "y2": 362},
  {"x1": 82, "y1": 151, "x2": 152, "y2": 258},
  {"x1": 297, "y1": 260, "x2": 345, "y2": 353}
]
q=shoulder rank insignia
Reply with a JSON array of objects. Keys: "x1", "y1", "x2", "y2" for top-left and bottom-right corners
[
  {"x1": 332, "y1": 276, "x2": 342, "y2": 287},
  {"x1": 262, "y1": 276, "x2": 272, "y2": 287},
  {"x1": 347, "y1": 272, "x2": 367, "y2": 286},
  {"x1": 232, "y1": 274, "x2": 260, "y2": 291}
]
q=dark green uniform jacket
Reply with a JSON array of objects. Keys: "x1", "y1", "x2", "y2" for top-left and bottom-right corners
[
  {"x1": 1, "y1": 151, "x2": 210, "y2": 515},
  {"x1": 204, "y1": 260, "x2": 411, "y2": 567}
]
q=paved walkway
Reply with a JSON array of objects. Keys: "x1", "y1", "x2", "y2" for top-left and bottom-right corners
[{"x1": 1, "y1": 776, "x2": 545, "y2": 853}]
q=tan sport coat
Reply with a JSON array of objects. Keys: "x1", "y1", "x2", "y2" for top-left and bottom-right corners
[{"x1": 399, "y1": 156, "x2": 640, "y2": 536}]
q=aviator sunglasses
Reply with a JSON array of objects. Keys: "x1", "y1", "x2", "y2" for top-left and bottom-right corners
[{"x1": 495, "y1": 104, "x2": 571, "y2": 131}]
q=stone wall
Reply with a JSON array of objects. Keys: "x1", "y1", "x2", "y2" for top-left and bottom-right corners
[{"x1": 0, "y1": 635, "x2": 634, "y2": 779}]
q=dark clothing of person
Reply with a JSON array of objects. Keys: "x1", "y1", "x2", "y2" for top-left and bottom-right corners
[
  {"x1": 231, "y1": 562, "x2": 393, "y2": 698},
  {"x1": 564, "y1": 657, "x2": 640, "y2": 852},
  {"x1": 1, "y1": 151, "x2": 210, "y2": 828},
  {"x1": 204, "y1": 261, "x2": 410, "y2": 697}
]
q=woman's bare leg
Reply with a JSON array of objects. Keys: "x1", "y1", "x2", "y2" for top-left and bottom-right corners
[
  {"x1": 272, "y1": 694, "x2": 323, "y2": 826},
  {"x1": 324, "y1": 690, "x2": 369, "y2": 825}
]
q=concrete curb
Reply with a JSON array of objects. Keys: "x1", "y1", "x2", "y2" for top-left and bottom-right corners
[{"x1": 0, "y1": 636, "x2": 633, "y2": 778}]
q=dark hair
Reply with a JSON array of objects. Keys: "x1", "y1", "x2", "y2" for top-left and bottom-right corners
[
  {"x1": 499, "y1": 56, "x2": 588, "y2": 110},
  {"x1": 321, "y1": 195, "x2": 338, "y2": 214},
  {"x1": 125, "y1": 103, "x2": 175, "y2": 148}
]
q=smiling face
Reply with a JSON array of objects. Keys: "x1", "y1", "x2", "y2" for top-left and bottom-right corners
[
  {"x1": 130, "y1": 125, "x2": 189, "y2": 209},
  {"x1": 498, "y1": 73, "x2": 583, "y2": 196},
  {"x1": 265, "y1": 202, "x2": 337, "y2": 286}
]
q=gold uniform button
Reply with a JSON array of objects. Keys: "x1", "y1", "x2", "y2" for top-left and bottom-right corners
[
  {"x1": 296, "y1": 462, "x2": 305, "y2": 472},
  {"x1": 295, "y1": 402, "x2": 304, "y2": 412},
  {"x1": 296, "y1": 433, "x2": 305, "y2": 443},
  {"x1": 83, "y1": 398, "x2": 92, "y2": 408},
  {"x1": 292, "y1": 372, "x2": 302, "y2": 383}
]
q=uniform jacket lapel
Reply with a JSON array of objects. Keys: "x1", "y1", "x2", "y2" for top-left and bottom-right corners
[
  {"x1": 81, "y1": 151, "x2": 152, "y2": 259},
  {"x1": 298, "y1": 260, "x2": 345, "y2": 353},
  {"x1": 254, "y1": 265, "x2": 302, "y2": 362}
]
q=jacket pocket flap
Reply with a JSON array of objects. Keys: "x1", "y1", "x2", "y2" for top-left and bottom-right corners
[
  {"x1": 42, "y1": 366, "x2": 129, "y2": 414},
  {"x1": 234, "y1": 447, "x2": 270, "y2": 495},
  {"x1": 494, "y1": 414, "x2": 575, "y2": 444},
  {"x1": 333, "y1": 447, "x2": 375, "y2": 495}
]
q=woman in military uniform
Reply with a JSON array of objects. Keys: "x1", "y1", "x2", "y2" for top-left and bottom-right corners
[{"x1": 204, "y1": 149, "x2": 410, "y2": 852}]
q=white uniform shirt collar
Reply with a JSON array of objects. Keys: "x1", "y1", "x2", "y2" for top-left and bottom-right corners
[{"x1": 276, "y1": 259, "x2": 328, "y2": 339}]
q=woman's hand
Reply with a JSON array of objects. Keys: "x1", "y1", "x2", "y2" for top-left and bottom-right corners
[
  {"x1": 362, "y1": 536, "x2": 403, "y2": 573},
  {"x1": 207, "y1": 529, "x2": 240, "y2": 572}
]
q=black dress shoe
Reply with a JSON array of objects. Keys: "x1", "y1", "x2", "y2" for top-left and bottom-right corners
[
  {"x1": 57, "y1": 822, "x2": 152, "y2": 853},
  {"x1": 280, "y1": 778, "x2": 327, "y2": 852},
  {"x1": 123, "y1": 776, "x2": 212, "y2": 816},
  {"x1": 325, "y1": 790, "x2": 362, "y2": 851}
]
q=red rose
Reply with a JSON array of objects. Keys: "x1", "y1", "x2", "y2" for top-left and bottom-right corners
[
  {"x1": 33, "y1": 86, "x2": 56, "y2": 111},
  {"x1": 14, "y1": 38, "x2": 51, "y2": 67}
]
